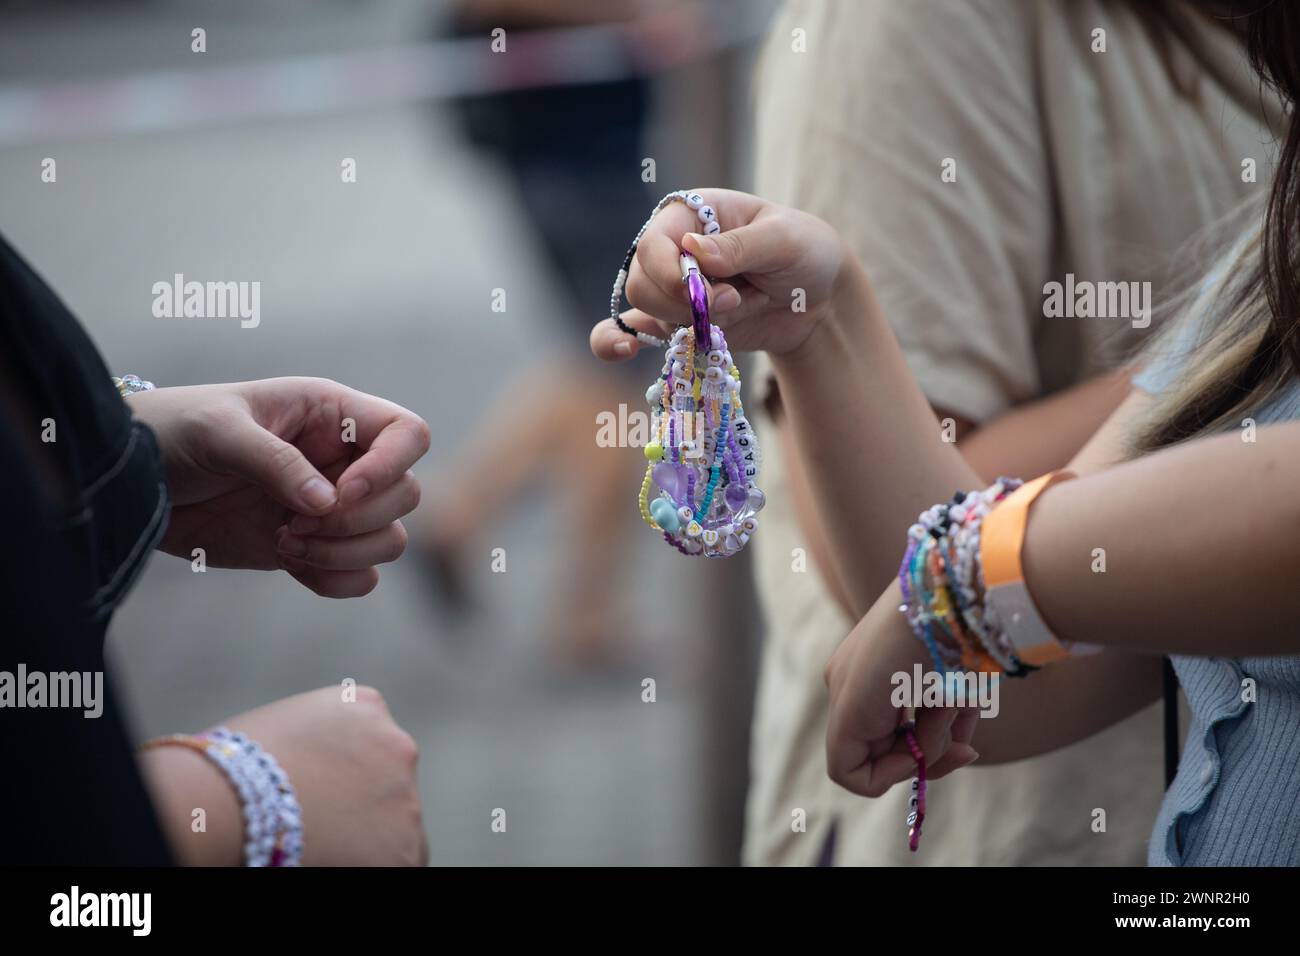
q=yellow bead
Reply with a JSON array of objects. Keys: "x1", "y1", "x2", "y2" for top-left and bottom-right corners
[{"x1": 644, "y1": 441, "x2": 664, "y2": 461}]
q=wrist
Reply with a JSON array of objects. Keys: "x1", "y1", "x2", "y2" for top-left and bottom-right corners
[
  {"x1": 137, "y1": 744, "x2": 243, "y2": 866},
  {"x1": 772, "y1": 252, "x2": 875, "y2": 371}
]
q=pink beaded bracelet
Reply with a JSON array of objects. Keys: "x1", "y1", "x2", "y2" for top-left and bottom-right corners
[{"x1": 900, "y1": 722, "x2": 927, "y2": 852}]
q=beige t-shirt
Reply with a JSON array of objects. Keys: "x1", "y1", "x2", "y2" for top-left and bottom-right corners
[{"x1": 745, "y1": 0, "x2": 1282, "y2": 865}]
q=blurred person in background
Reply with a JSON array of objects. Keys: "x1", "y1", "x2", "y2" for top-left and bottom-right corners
[
  {"x1": 417, "y1": 0, "x2": 679, "y2": 665},
  {"x1": 0, "y1": 233, "x2": 430, "y2": 865},
  {"x1": 596, "y1": 0, "x2": 1280, "y2": 864}
]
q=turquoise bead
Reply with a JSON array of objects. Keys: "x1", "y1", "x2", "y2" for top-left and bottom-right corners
[{"x1": 650, "y1": 498, "x2": 680, "y2": 532}]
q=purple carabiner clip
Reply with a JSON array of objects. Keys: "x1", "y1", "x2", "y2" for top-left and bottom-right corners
[{"x1": 681, "y1": 252, "x2": 711, "y2": 349}]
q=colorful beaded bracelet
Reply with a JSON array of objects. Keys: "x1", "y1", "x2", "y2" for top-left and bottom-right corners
[{"x1": 614, "y1": 192, "x2": 765, "y2": 557}]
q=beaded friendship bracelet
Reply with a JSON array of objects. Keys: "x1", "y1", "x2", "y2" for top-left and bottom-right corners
[
  {"x1": 613, "y1": 191, "x2": 765, "y2": 557},
  {"x1": 141, "y1": 727, "x2": 303, "y2": 866},
  {"x1": 610, "y1": 190, "x2": 721, "y2": 348},
  {"x1": 899, "y1": 722, "x2": 926, "y2": 852},
  {"x1": 899, "y1": 480, "x2": 1030, "y2": 677},
  {"x1": 894, "y1": 476, "x2": 1104, "y2": 851}
]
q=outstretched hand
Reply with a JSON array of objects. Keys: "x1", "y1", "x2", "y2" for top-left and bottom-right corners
[{"x1": 128, "y1": 377, "x2": 430, "y2": 598}]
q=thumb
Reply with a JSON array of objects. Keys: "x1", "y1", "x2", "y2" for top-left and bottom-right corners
[
  {"x1": 213, "y1": 418, "x2": 338, "y2": 515},
  {"x1": 682, "y1": 218, "x2": 792, "y2": 279}
]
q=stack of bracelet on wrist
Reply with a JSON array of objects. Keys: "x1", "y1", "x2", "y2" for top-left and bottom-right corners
[
  {"x1": 895, "y1": 470, "x2": 1095, "y2": 851},
  {"x1": 900, "y1": 478, "x2": 1029, "y2": 677},
  {"x1": 612, "y1": 190, "x2": 765, "y2": 558},
  {"x1": 142, "y1": 727, "x2": 303, "y2": 867},
  {"x1": 899, "y1": 470, "x2": 1094, "y2": 678}
]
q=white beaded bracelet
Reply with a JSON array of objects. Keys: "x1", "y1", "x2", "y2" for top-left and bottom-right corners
[{"x1": 610, "y1": 189, "x2": 721, "y2": 348}]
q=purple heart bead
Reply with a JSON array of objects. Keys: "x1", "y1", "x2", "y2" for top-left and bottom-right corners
[
  {"x1": 724, "y1": 482, "x2": 749, "y2": 513},
  {"x1": 653, "y1": 461, "x2": 682, "y2": 500}
]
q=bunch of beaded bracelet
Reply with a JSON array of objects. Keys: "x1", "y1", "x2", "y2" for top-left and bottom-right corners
[
  {"x1": 895, "y1": 473, "x2": 1099, "y2": 852},
  {"x1": 141, "y1": 726, "x2": 303, "y2": 866},
  {"x1": 893, "y1": 479, "x2": 1027, "y2": 855},
  {"x1": 612, "y1": 190, "x2": 765, "y2": 557},
  {"x1": 898, "y1": 479, "x2": 1031, "y2": 677}
]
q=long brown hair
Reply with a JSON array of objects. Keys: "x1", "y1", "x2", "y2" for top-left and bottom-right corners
[{"x1": 1135, "y1": 1, "x2": 1300, "y2": 451}]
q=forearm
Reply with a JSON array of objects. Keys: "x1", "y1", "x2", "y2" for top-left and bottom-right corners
[
  {"x1": 974, "y1": 653, "x2": 1163, "y2": 763},
  {"x1": 1025, "y1": 420, "x2": 1300, "y2": 656},
  {"x1": 775, "y1": 369, "x2": 1132, "y2": 619},
  {"x1": 957, "y1": 369, "x2": 1134, "y2": 482},
  {"x1": 770, "y1": 260, "x2": 983, "y2": 616}
]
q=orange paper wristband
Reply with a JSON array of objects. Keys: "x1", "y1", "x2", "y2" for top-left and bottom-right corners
[{"x1": 979, "y1": 470, "x2": 1076, "y2": 667}]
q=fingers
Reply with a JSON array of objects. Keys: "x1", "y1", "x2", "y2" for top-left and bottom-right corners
[
  {"x1": 827, "y1": 708, "x2": 975, "y2": 799},
  {"x1": 590, "y1": 313, "x2": 673, "y2": 361},
  {"x1": 279, "y1": 560, "x2": 380, "y2": 599},
  {"x1": 929, "y1": 709, "x2": 980, "y2": 777},
  {"x1": 912, "y1": 707, "x2": 958, "y2": 766},
  {"x1": 288, "y1": 471, "x2": 420, "y2": 537},
  {"x1": 928, "y1": 742, "x2": 980, "y2": 779},
  {"x1": 681, "y1": 215, "x2": 793, "y2": 280},
  {"x1": 276, "y1": 520, "x2": 408, "y2": 571},
  {"x1": 629, "y1": 226, "x2": 699, "y2": 323},
  {"x1": 830, "y1": 750, "x2": 923, "y2": 799},
  {"x1": 333, "y1": 405, "x2": 431, "y2": 506},
  {"x1": 598, "y1": 188, "x2": 759, "y2": 362},
  {"x1": 212, "y1": 417, "x2": 339, "y2": 515}
]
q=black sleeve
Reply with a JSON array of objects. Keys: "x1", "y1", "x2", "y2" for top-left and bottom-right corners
[
  {"x1": 0, "y1": 231, "x2": 173, "y2": 865},
  {"x1": 0, "y1": 410, "x2": 172, "y2": 865}
]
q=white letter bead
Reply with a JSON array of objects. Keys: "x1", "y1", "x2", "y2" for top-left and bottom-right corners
[
  {"x1": 697, "y1": 205, "x2": 717, "y2": 224},
  {"x1": 704, "y1": 220, "x2": 721, "y2": 235},
  {"x1": 684, "y1": 192, "x2": 705, "y2": 209}
]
